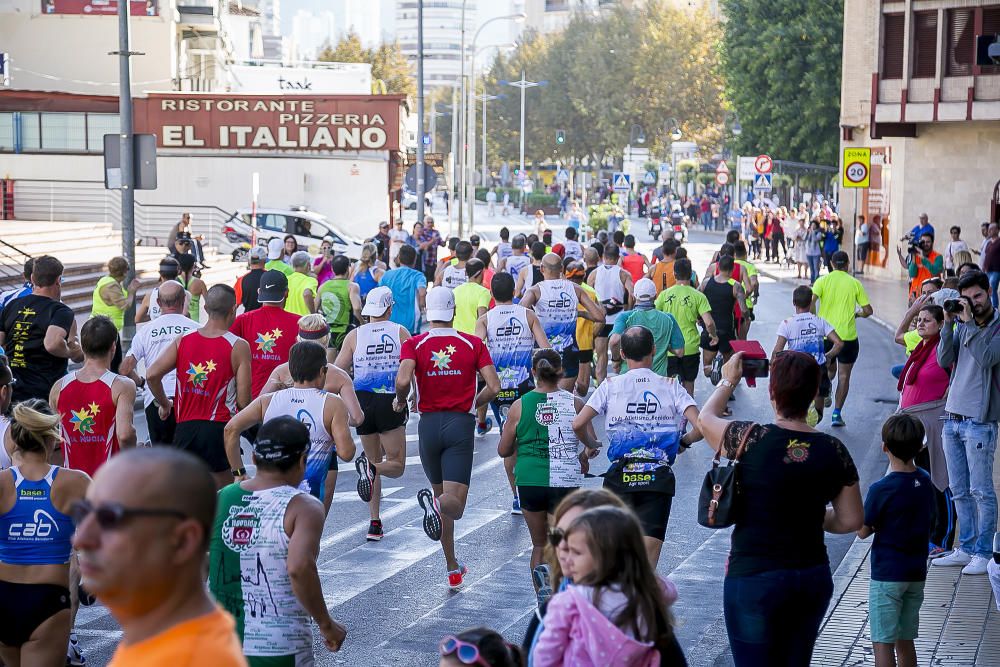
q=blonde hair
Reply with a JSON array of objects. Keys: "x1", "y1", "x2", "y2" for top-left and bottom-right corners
[
  {"x1": 296, "y1": 313, "x2": 330, "y2": 347},
  {"x1": 10, "y1": 399, "x2": 62, "y2": 455},
  {"x1": 952, "y1": 249, "x2": 973, "y2": 268},
  {"x1": 360, "y1": 243, "x2": 379, "y2": 267}
]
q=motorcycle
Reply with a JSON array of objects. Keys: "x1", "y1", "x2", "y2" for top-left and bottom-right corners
[
  {"x1": 648, "y1": 204, "x2": 663, "y2": 241},
  {"x1": 669, "y1": 205, "x2": 687, "y2": 244}
]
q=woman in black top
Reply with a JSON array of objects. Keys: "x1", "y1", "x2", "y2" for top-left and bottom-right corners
[{"x1": 697, "y1": 350, "x2": 863, "y2": 666}]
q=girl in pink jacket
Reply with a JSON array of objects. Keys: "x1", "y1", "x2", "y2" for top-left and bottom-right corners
[{"x1": 532, "y1": 507, "x2": 686, "y2": 667}]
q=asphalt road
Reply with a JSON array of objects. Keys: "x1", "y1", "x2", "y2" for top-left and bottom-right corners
[{"x1": 79, "y1": 209, "x2": 905, "y2": 666}]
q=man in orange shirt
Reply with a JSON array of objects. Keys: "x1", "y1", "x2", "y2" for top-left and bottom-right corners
[{"x1": 72, "y1": 448, "x2": 247, "y2": 666}]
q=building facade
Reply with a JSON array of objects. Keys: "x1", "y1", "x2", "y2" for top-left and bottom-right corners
[
  {"x1": 397, "y1": 0, "x2": 475, "y2": 88},
  {"x1": 840, "y1": 0, "x2": 1000, "y2": 277}
]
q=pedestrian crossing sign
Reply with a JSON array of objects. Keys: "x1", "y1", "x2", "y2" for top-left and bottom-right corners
[
  {"x1": 557, "y1": 168, "x2": 569, "y2": 183},
  {"x1": 613, "y1": 172, "x2": 631, "y2": 192},
  {"x1": 753, "y1": 173, "x2": 772, "y2": 191}
]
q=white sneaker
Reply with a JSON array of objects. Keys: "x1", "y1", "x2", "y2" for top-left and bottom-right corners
[
  {"x1": 931, "y1": 549, "x2": 972, "y2": 567},
  {"x1": 961, "y1": 555, "x2": 989, "y2": 575}
]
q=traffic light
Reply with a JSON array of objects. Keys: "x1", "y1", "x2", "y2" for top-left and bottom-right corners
[{"x1": 556, "y1": 129, "x2": 565, "y2": 145}]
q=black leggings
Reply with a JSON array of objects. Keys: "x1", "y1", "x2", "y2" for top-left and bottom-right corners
[
  {"x1": 0, "y1": 580, "x2": 70, "y2": 647},
  {"x1": 417, "y1": 411, "x2": 475, "y2": 485}
]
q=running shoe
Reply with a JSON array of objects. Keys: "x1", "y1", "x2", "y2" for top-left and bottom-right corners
[
  {"x1": 824, "y1": 395, "x2": 833, "y2": 409},
  {"x1": 355, "y1": 454, "x2": 376, "y2": 503},
  {"x1": 830, "y1": 410, "x2": 845, "y2": 427},
  {"x1": 511, "y1": 495, "x2": 523, "y2": 515},
  {"x1": 476, "y1": 418, "x2": 494, "y2": 437},
  {"x1": 806, "y1": 405, "x2": 820, "y2": 427},
  {"x1": 67, "y1": 633, "x2": 86, "y2": 666},
  {"x1": 709, "y1": 355, "x2": 724, "y2": 386},
  {"x1": 367, "y1": 519, "x2": 384, "y2": 542},
  {"x1": 417, "y1": 488, "x2": 443, "y2": 541},
  {"x1": 533, "y1": 564, "x2": 553, "y2": 607},
  {"x1": 447, "y1": 563, "x2": 468, "y2": 589},
  {"x1": 928, "y1": 545, "x2": 947, "y2": 558}
]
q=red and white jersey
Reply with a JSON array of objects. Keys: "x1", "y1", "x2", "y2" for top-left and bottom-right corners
[
  {"x1": 174, "y1": 330, "x2": 239, "y2": 423},
  {"x1": 401, "y1": 328, "x2": 493, "y2": 414},
  {"x1": 57, "y1": 370, "x2": 119, "y2": 477}
]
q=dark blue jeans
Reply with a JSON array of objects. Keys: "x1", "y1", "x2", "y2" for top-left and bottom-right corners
[{"x1": 724, "y1": 564, "x2": 833, "y2": 666}]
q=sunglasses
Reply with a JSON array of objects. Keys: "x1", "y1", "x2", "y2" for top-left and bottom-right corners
[
  {"x1": 70, "y1": 499, "x2": 188, "y2": 530},
  {"x1": 547, "y1": 527, "x2": 565, "y2": 548},
  {"x1": 439, "y1": 636, "x2": 490, "y2": 667}
]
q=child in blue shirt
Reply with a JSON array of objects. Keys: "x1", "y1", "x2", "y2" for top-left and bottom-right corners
[{"x1": 858, "y1": 414, "x2": 935, "y2": 667}]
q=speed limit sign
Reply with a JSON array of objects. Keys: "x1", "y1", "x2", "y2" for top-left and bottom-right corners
[
  {"x1": 716, "y1": 171, "x2": 730, "y2": 186},
  {"x1": 842, "y1": 148, "x2": 871, "y2": 188}
]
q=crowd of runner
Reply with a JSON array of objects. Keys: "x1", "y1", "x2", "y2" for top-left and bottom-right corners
[{"x1": 0, "y1": 210, "x2": 997, "y2": 667}]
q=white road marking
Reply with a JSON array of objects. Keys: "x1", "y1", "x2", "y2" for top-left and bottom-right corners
[{"x1": 328, "y1": 485, "x2": 403, "y2": 504}]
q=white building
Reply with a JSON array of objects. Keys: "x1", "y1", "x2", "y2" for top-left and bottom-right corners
[
  {"x1": 523, "y1": 0, "x2": 716, "y2": 35},
  {"x1": 330, "y1": 0, "x2": 381, "y2": 47},
  {"x1": 397, "y1": 0, "x2": 474, "y2": 88},
  {"x1": 291, "y1": 9, "x2": 336, "y2": 61}
]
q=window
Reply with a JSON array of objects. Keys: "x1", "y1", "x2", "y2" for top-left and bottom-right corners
[
  {"x1": 290, "y1": 217, "x2": 313, "y2": 237},
  {"x1": 20, "y1": 113, "x2": 41, "y2": 151},
  {"x1": 947, "y1": 8, "x2": 974, "y2": 76},
  {"x1": 0, "y1": 113, "x2": 13, "y2": 151},
  {"x1": 985, "y1": 7, "x2": 1000, "y2": 74},
  {"x1": 258, "y1": 214, "x2": 286, "y2": 233},
  {"x1": 882, "y1": 13, "x2": 905, "y2": 79},
  {"x1": 86, "y1": 113, "x2": 120, "y2": 150},
  {"x1": 41, "y1": 113, "x2": 86, "y2": 151},
  {"x1": 912, "y1": 10, "x2": 938, "y2": 78}
]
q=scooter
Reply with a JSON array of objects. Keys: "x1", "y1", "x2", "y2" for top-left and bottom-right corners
[
  {"x1": 648, "y1": 204, "x2": 663, "y2": 241},
  {"x1": 669, "y1": 205, "x2": 686, "y2": 244}
]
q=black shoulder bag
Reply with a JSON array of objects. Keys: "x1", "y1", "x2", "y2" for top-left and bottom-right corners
[{"x1": 698, "y1": 423, "x2": 755, "y2": 529}]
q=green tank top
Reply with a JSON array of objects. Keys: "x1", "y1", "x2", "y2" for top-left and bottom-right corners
[
  {"x1": 180, "y1": 274, "x2": 200, "y2": 322},
  {"x1": 318, "y1": 278, "x2": 351, "y2": 332},
  {"x1": 514, "y1": 389, "x2": 582, "y2": 488}
]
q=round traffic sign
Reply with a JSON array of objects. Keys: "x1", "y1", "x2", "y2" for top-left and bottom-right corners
[
  {"x1": 845, "y1": 161, "x2": 868, "y2": 184},
  {"x1": 716, "y1": 172, "x2": 730, "y2": 185},
  {"x1": 754, "y1": 155, "x2": 772, "y2": 174}
]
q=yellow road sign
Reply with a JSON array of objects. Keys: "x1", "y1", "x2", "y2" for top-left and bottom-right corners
[{"x1": 842, "y1": 147, "x2": 871, "y2": 188}]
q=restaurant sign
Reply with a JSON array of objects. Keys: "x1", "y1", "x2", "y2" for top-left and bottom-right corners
[{"x1": 134, "y1": 94, "x2": 404, "y2": 152}]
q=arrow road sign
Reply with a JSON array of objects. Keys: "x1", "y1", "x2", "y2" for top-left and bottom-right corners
[
  {"x1": 753, "y1": 173, "x2": 772, "y2": 191},
  {"x1": 612, "y1": 172, "x2": 631, "y2": 192},
  {"x1": 754, "y1": 154, "x2": 773, "y2": 174}
]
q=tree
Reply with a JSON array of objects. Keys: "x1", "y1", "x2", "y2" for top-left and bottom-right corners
[
  {"x1": 316, "y1": 32, "x2": 415, "y2": 97},
  {"x1": 720, "y1": 0, "x2": 842, "y2": 165}
]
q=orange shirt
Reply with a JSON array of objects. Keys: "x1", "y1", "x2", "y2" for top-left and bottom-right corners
[
  {"x1": 649, "y1": 259, "x2": 676, "y2": 294},
  {"x1": 109, "y1": 608, "x2": 247, "y2": 667}
]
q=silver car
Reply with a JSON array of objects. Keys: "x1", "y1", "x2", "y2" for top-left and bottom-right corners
[{"x1": 220, "y1": 207, "x2": 366, "y2": 262}]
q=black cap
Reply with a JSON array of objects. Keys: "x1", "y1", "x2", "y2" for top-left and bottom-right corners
[
  {"x1": 176, "y1": 231, "x2": 192, "y2": 242},
  {"x1": 254, "y1": 416, "x2": 310, "y2": 464},
  {"x1": 257, "y1": 269, "x2": 289, "y2": 303}
]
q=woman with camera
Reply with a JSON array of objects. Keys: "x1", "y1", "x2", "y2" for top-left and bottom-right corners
[{"x1": 697, "y1": 350, "x2": 863, "y2": 666}]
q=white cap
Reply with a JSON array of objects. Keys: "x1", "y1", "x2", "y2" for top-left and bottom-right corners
[
  {"x1": 425, "y1": 286, "x2": 455, "y2": 322},
  {"x1": 634, "y1": 278, "x2": 657, "y2": 302},
  {"x1": 267, "y1": 237, "x2": 283, "y2": 260},
  {"x1": 361, "y1": 286, "x2": 394, "y2": 317}
]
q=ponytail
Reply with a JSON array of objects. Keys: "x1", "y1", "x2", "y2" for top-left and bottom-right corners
[
  {"x1": 10, "y1": 399, "x2": 62, "y2": 455},
  {"x1": 532, "y1": 349, "x2": 563, "y2": 384}
]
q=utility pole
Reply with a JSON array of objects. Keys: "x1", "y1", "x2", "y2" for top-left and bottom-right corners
[
  {"x1": 480, "y1": 93, "x2": 500, "y2": 196},
  {"x1": 503, "y1": 71, "x2": 544, "y2": 206},
  {"x1": 416, "y1": 0, "x2": 426, "y2": 225},
  {"x1": 115, "y1": 0, "x2": 137, "y2": 330}
]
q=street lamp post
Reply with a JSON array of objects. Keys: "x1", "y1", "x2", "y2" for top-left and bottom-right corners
[
  {"x1": 502, "y1": 71, "x2": 546, "y2": 209},
  {"x1": 478, "y1": 93, "x2": 503, "y2": 196}
]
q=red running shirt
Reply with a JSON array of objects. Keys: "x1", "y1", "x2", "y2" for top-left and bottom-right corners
[
  {"x1": 401, "y1": 329, "x2": 493, "y2": 413},
  {"x1": 174, "y1": 330, "x2": 239, "y2": 423},
  {"x1": 57, "y1": 370, "x2": 119, "y2": 477},
  {"x1": 230, "y1": 305, "x2": 301, "y2": 398},
  {"x1": 622, "y1": 253, "x2": 646, "y2": 284}
]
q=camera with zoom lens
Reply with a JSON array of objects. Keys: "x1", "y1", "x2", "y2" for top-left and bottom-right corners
[
  {"x1": 943, "y1": 298, "x2": 966, "y2": 315},
  {"x1": 902, "y1": 232, "x2": 920, "y2": 256}
]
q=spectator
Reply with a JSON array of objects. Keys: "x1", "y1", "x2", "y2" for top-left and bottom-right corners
[
  {"x1": 440, "y1": 628, "x2": 523, "y2": 667},
  {"x1": 352, "y1": 242, "x2": 386, "y2": 303},
  {"x1": 944, "y1": 226, "x2": 970, "y2": 277},
  {"x1": 855, "y1": 215, "x2": 870, "y2": 273},
  {"x1": 898, "y1": 233, "x2": 944, "y2": 304},
  {"x1": 486, "y1": 187, "x2": 498, "y2": 216},
  {"x1": 90, "y1": 256, "x2": 141, "y2": 331},
  {"x1": 311, "y1": 237, "x2": 336, "y2": 286},
  {"x1": 373, "y1": 221, "x2": 391, "y2": 266},
  {"x1": 168, "y1": 212, "x2": 207, "y2": 266},
  {"x1": 857, "y1": 415, "x2": 935, "y2": 667},
  {"x1": 264, "y1": 238, "x2": 293, "y2": 276},
  {"x1": 698, "y1": 351, "x2": 862, "y2": 665},
  {"x1": 975, "y1": 221, "x2": 994, "y2": 268},
  {"x1": 389, "y1": 219, "x2": 410, "y2": 266},
  {"x1": 281, "y1": 235, "x2": 298, "y2": 263},
  {"x1": 804, "y1": 221, "x2": 824, "y2": 284},
  {"x1": 418, "y1": 216, "x2": 445, "y2": 283},
  {"x1": 0, "y1": 255, "x2": 83, "y2": 403},
  {"x1": 933, "y1": 270, "x2": 999, "y2": 576},
  {"x1": 908, "y1": 213, "x2": 935, "y2": 243},
  {"x1": 981, "y1": 223, "x2": 1000, "y2": 307},
  {"x1": 72, "y1": 448, "x2": 247, "y2": 665},
  {"x1": 234, "y1": 247, "x2": 267, "y2": 313},
  {"x1": 379, "y1": 244, "x2": 428, "y2": 335}
]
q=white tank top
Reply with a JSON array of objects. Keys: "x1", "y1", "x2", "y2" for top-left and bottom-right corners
[
  {"x1": 563, "y1": 240, "x2": 583, "y2": 260},
  {"x1": 353, "y1": 321, "x2": 402, "y2": 393},
  {"x1": 442, "y1": 264, "x2": 468, "y2": 290},
  {"x1": 263, "y1": 388, "x2": 334, "y2": 483},
  {"x1": 149, "y1": 287, "x2": 162, "y2": 320},
  {"x1": 532, "y1": 279, "x2": 578, "y2": 353},
  {"x1": 496, "y1": 241, "x2": 513, "y2": 259},
  {"x1": 601, "y1": 368, "x2": 689, "y2": 469},
  {"x1": 594, "y1": 263, "x2": 626, "y2": 324},
  {"x1": 505, "y1": 254, "x2": 531, "y2": 280},
  {"x1": 485, "y1": 304, "x2": 534, "y2": 389},
  {"x1": 0, "y1": 416, "x2": 10, "y2": 470}
]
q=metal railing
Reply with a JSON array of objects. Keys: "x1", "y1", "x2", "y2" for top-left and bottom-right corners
[{"x1": 0, "y1": 239, "x2": 31, "y2": 282}]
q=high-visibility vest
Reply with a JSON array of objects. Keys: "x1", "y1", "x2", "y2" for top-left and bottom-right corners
[{"x1": 90, "y1": 275, "x2": 126, "y2": 329}]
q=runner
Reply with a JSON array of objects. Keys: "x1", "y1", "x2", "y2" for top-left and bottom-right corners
[
  {"x1": 335, "y1": 287, "x2": 409, "y2": 540},
  {"x1": 492, "y1": 226, "x2": 513, "y2": 263},
  {"x1": 51, "y1": 316, "x2": 137, "y2": 476},
  {"x1": 396, "y1": 287, "x2": 500, "y2": 588},
  {"x1": 211, "y1": 416, "x2": 347, "y2": 664},
  {"x1": 230, "y1": 269, "x2": 303, "y2": 399},
  {"x1": 563, "y1": 227, "x2": 583, "y2": 261},
  {"x1": 701, "y1": 243, "x2": 752, "y2": 337},
  {"x1": 233, "y1": 247, "x2": 267, "y2": 314},
  {"x1": 572, "y1": 326, "x2": 702, "y2": 566},
  {"x1": 0, "y1": 356, "x2": 13, "y2": 470},
  {"x1": 566, "y1": 261, "x2": 599, "y2": 396},
  {"x1": 285, "y1": 251, "x2": 318, "y2": 316},
  {"x1": 621, "y1": 235, "x2": 650, "y2": 284},
  {"x1": 499, "y1": 235, "x2": 531, "y2": 283},
  {"x1": 497, "y1": 349, "x2": 593, "y2": 602},
  {"x1": 647, "y1": 238, "x2": 678, "y2": 295},
  {"x1": 224, "y1": 341, "x2": 356, "y2": 511},
  {"x1": 654, "y1": 259, "x2": 717, "y2": 397},
  {"x1": 136, "y1": 256, "x2": 185, "y2": 323},
  {"x1": 436, "y1": 240, "x2": 473, "y2": 290},
  {"x1": 588, "y1": 244, "x2": 634, "y2": 386},
  {"x1": 474, "y1": 272, "x2": 550, "y2": 515},
  {"x1": 515, "y1": 241, "x2": 547, "y2": 298},
  {"x1": 147, "y1": 285, "x2": 252, "y2": 488},
  {"x1": 609, "y1": 278, "x2": 685, "y2": 377},
  {"x1": 699, "y1": 255, "x2": 749, "y2": 390},
  {"x1": 176, "y1": 253, "x2": 208, "y2": 322},
  {"x1": 452, "y1": 259, "x2": 491, "y2": 335},
  {"x1": 732, "y1": 241, "x2": 760, "y2": 339},
  {"x1": 521, "y1": 253, "x2": 605, "y2": 393},
  {"x1": 317, "y1": 255, "x2": 362, "y2": 362},
  {"x1": 120, "y1": 281, "x2": 199, "y2": 446},
  {"x1": 811, "y1": 250, "x2": 874, "y2": 427},
  {"x1": 380, "y1": 244, "x2": 428, "y2": 335},
  {"x1": 0, "y1": 400, "x2": 90, "y2": 667}
]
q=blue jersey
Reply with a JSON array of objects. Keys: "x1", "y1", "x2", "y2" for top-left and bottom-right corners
[{"x1": 0, "y1": 466, "x2": 74, "y2": 565}]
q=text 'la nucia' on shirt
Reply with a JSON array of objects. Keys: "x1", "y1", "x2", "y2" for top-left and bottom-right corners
[
  {"x1": 174, "y1": 330, "x2": 239, "y2": 423},
  {"x1": 57, "y1": 369, "x2": 120, "y2": 478}
]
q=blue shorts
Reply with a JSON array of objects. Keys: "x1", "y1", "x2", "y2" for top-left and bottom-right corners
[{"x1": 869, "y1": 580, "x2": 924, "y2": 643}]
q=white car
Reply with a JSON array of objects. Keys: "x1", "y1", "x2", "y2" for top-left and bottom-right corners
[{"x1": 220, "y1": 207, "x2": 366, "y2": 262}]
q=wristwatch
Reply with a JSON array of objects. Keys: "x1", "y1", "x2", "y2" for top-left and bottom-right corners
[
  {"x1": 719, "y1": 378, "x2": 737, "y2": 390},
  {"x1": 231, "y1": 467, "x2": 246, "y2": 477}
]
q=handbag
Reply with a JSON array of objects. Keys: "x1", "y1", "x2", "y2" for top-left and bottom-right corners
[{"x1": 697, "y1": 423, "x2": 755, "y2": 529}]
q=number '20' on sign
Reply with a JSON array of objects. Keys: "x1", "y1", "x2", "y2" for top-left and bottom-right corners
[{"x1": 842, "y1": 147, "x2": 871, "y2": 188}]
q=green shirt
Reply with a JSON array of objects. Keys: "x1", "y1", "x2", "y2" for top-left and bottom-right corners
[
  {"x1": 735, "y1": 259, "x2": 758, "y2": 311},
  {"x1": 655, "y1": 284, "x2": 711, "y2": 356},
  {"x1": 514, "y1": 389, "x2": 581, "y2": 488},
  {"x1": 811, "y1": 270, "x2": 870, "y2": 341},
  {"x1": 317, "y1": 278, "x2": 351, "y2": 332},
  {"x1": 265, "y1": 259, "x2": 293, "y2": 276},
  {"x1": 903, "y1": 329, "x2": 921, "y2": 355},
  {"x1": 610, "y1": 307, "x2": 684, "y2": 375},
  {"x1": 452, "y1": 281, "x2": 491, "y2": 334},
  {"x1": 285, "y1": 272, "x2": 318, "y2": 316}
]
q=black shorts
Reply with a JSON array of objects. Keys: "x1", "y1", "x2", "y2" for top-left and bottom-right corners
[
  {"x1": 604, "y1": 488, "x2": 674, "y2": 542},
  {"x1": 561, "y1": 344, "x2": 580, "y2": 379},
  {"x1": 0, "y1": 580, "x2": 70, "y2": 647},
  {"x1": 575, "y1": 349, "x2": 594, "y2": 365},
  {"x1": 517, "y1": 486, "x2": 577, "y2": 514},
  {"x1": 356, "y1": 391, "x2": 407, "y2": 436},
  {"x1": 825, "y1": 337, "x2": 860, "y2": 365},
  {"x1": 596, "y1": 324, "x2": 614, "y2": 339},
  {"x1": 328, "y1": 455, "x2": 339, "y2": 471},
  {"x1": 329, "y1": 327, "x2": 351, "y2": 350},
  {"x1": 491, "y1": 380, "x2": 533, "y2": 426},
  {"x1": 418, "y1": 411, "x2": 475, "y2": 485},
  {"x1": 174, "y1": 420, "x2": 229, "y2": 473},
  {"x1": 700, "y1": 330, "x2": 734, "y2": 354},
  {"x1": 145, "y1": 402, "x2": 176, "y2": 446},
  {"x1": 667, "y1": 354, "x2": 700, "y2": 383}
]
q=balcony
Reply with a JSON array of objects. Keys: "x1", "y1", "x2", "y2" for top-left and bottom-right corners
[{"x1": 177, "y1": 0, "x2": 220, "y2": 32}]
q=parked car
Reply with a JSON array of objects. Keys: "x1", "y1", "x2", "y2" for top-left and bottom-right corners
[
  {"x1": 220, "y1": 207, "x2": 365, "y2": 262},
  {"x1": 402, "y1": 190, "x2": 418, "y2": 210}
]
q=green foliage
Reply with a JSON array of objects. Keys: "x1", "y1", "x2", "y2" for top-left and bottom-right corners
[
  {"x1": 317, "y1": 33, "x2": 415, "y2": 97},
  {"x1": 526, "y1": 194, "x2": 558, "y2": 208},
  {"x1": 586, "y1": 203, "x2": 630, "y2": 234},
  {"x1": 474, "y1": 187, "x2": 522, "y2": 203},
  {"x1": 720, "y1": 0, "x2": 842, "y2": 165}
]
